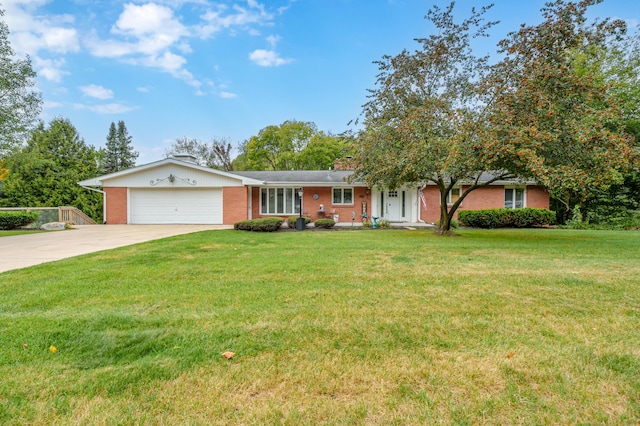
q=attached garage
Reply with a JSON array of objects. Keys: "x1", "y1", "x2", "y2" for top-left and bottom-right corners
[
  {"x1": 129, "y1": 188, "x2": 222, "y2": 224},
  {"x1": 78, "y1": 157, "x2": 263, "y2": 225}
]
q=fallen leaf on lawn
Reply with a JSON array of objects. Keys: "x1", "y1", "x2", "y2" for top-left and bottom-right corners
[
  {"x1": 222, "y1": 351, "x2": 235, "y2": 359},
  {"x1": 506, "y1": 352, "x2": 515, "y2": 358},
  {"x1": 22, "y1": 344, "x2": 28, "y2": 349},
  {"x1": 49, "y1": 345, "x2": 57, "y2": 353}
]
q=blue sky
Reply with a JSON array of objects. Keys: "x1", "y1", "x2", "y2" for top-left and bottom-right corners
[{"x1": 3, "y1": 0, "x2": 638, "y2": 164}]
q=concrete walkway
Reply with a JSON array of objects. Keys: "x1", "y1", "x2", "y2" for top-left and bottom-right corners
[{"x1": 0, "y1": 225, "x2": 232, "y2": 274}]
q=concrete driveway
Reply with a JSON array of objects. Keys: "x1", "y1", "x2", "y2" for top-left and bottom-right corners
[{"x1": 0, "y1": 224, "x2": 232, "y2": 274}]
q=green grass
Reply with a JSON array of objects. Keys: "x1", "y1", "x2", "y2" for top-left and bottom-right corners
[
  {"x1": 0, "y1": 230, "x2": 43, "y2": 237},
  {"x1": 1, "y1": 228, "x2": 639, "y2": 424}
]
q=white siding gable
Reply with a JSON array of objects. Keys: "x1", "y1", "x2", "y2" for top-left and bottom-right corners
[{"x1": 102, "y1": 163, "x2": 244, "y2": 188}]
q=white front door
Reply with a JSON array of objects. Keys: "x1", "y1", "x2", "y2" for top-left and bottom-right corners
[{"x1": 383, "y1": 190, "x2": 406, "y2": 221}]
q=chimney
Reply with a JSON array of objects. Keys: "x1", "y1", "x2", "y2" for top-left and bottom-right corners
[
  {"x1": 333, "y1": 156, "x2": 354, "y2": 171},
  {"x1": 172, "y1": 154, "x2": 198, "y2": 164}
]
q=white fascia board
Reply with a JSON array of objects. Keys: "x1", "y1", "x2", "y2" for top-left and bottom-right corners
[{"x1": 77, "y1": 158, "x2": 264, "y2": 187}]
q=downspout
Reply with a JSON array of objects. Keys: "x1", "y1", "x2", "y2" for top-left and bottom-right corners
[{"x1": 80, "y1": 185, "x2": 106, "y2": 224}]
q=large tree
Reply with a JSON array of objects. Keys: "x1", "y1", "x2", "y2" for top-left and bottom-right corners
[
  {"x1": 488, "y1": 0, "x2": 634, "y2": 221},
  {"x1": 102, "y1": 120, "x2": 138, "y2": 174},
  {"x1": 1, "y1": 118, "x2": 103, "y2": 221},
  {"x1": 238, "y1": 120, "x2": 351, "y2": 171},
  {"x1": 0, "y1": 7, "x2": 42, "y2": 158},
  {"x1": 354, "y1": 1, "x2": 636, "y2": 233},
  {"x1": 354, "y1": 3, "x2": 506, "y2": 233}
]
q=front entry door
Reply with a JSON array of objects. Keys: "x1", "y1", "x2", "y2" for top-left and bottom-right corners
[{"x1": 384, "y1": 190, "x2": 406, "y2": 221}]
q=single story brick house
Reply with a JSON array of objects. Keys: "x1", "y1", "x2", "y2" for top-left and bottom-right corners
[{"x1": 78, "y1": 155, "x2": 549, "y2": 225}]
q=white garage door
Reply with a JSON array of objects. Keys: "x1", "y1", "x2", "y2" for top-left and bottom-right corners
[{"x1": 130, "y1": 188, "x2": 222, "y2": 224}]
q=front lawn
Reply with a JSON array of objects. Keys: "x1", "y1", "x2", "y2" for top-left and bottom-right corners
[
  {"x1": 0, "y1": 230, "x2": 43, "y2": 237},
  {"x1": 1, "y1": 229, "x2": 638, "y2": 424}
]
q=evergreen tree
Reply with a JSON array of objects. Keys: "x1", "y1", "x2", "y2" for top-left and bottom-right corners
[
  {"x1": 102, "y1": 120, "x2": 138, "y2": 174},
  {"x1": 116, "y1": 120, "x2": 137, "y2": 169},
  {"x1": 103, "y1": 122, "x2": 118, "y2": 174}
]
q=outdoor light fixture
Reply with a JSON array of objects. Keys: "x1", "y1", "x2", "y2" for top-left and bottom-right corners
[
  {"x1": 295, "y1": 188, "x2": 306, "y2": 231},
  {"x1": 298, "y1": 188, "x2": 303, "y2": 218}
]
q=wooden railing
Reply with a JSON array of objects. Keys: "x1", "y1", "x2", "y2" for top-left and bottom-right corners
[
  {"x1": 58, "y1": 207, "x2": 97, "y2": 225},
  {"x1": 0, "y1": 207, "x2": 97, "y2": 225}
]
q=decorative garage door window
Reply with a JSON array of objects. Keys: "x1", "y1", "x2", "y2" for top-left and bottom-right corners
[{"x1": 261, "y1": 188, "x2": 301, "y2": 215}]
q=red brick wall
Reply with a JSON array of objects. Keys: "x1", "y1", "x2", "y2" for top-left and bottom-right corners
[
  {"x1": 422, "y1": 186, "x2": 443, "y2": 224},
  {"x1": 251, "y1": 187, "x2": 260, "y2": 218},
  {"x1": 251, "y1": 186, "x2": 371, "y2": 223},
  {"x1": 105, "y1": 187, "x2": 127, "y2": 224},
  {"x1": 526, "y1": 186, "x2": 550, "y2": 209},
  {"x1": 223, "y1": 187, "x2": 248, "y2": 224},
  {"x1": 420, "y1": 185, "x2": 550, "y2": 224}
]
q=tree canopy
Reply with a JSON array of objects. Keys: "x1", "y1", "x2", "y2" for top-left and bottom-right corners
[
  {"x1": 488, "y1": 0, "x2": 634, "y2": 218},
  {"x1": 237, "y1": 120, "x2": 351, "y2": 171},
  {"x1": 0, "y1": 7, "x2": 42, "y2": 158},
  {"x1": 354, "y1": 0, "x2": 637, "y2": 233},
  {"x1": 1, "y1": 118, "x2": 103, "y2": 221}
]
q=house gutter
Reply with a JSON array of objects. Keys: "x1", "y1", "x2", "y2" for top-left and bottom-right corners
[{"x1": 80, "y1": 185, "x2": 106, "y2": 224}]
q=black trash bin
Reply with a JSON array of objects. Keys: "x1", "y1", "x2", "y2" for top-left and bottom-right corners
[{"x1": 295, "y1": 217, "x2": 306, "y2": 231}]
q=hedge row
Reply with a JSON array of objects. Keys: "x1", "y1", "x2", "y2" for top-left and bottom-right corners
[
  {"x1": 0, "y1": 211, "x2": 39, "y2": 230},
  {"x1": 458, "y1": 208, "x2": 555, "y2": 228},
  {"x1": 234, "y1": 217, "x2": 284, "y2": 232}
]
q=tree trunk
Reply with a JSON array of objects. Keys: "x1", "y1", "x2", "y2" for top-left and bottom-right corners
[{"x1": 436, "y1": 190, "x2": 455, "y2": 235}]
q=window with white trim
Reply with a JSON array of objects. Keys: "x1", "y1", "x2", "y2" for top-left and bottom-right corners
[
  {"x1": 447, "y1": 187, "x2": 461, "y2": 205},
  {"x1": 260, "y1": 188, "x2": 301, "y2": 215},
  {"x1": 332, "y1": 187, "x2": 353, "y2": 205},
  {"x1": 504, "y1": 187, "x2": 525, "y2": 209}
]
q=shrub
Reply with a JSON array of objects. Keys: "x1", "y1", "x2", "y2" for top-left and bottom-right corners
[
  {"x1": 234, "y1": 217, "x2": 284, "y2": 232},
  {"x1": 362, "y1": 220, "x2": 372, "y2": 228},
  {"x1": 377, "y1": 219, "x2": 390, "y2": 228},
  {"x1": 286, "y1": 216, "x2": 311, "y2": 228},
  {"x1": 314, "y1": 218, "x2": 336, "y2": 229},
  {"x1": 0, "y1": 211, "x2": 39, "y2": 230},
  {"x1": 458, "y1": 208, "x2": 555, "y2": 229}
]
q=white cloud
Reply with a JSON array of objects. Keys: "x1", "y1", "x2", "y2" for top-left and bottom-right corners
[
  {"x1": 80, "y1": 84, "x2": 114, "y2": 100},
  {"x1": 73, "y1": 103, "x2": 138, "y2": 114},
  {"x1": 249, "y1": 49, "x2": 292, "y2": 67},
  {"x1": 42, "y1": 27, "x2": 79, "y2": 53},
  {"x1": 137, "y1": 86, "x2": 152, "y2": 93},
  {"x1": 219, "y1": 91, "x2": 238, "y2": 99},
  {"x1": 4, "y1": 0, "x2": 290, "y2": 91},
  {"x1": 3, "y1": 1, "x2": 80, "y2": 81},
  {"x1": 33, "y1": 57, "x2": 69, "y2": 82},
  {"x1": 43, "y1": 100, "x2": 63, "y2": 109},
  {"x1": 266, "y1": 34, "x2": 280, "y2": 48},
  {"x1": 112, "y1": 3, "x2": 187, "y2": 45},
  {"x1": 196, "y1": 1, "x2": 274, "y2": 38}
]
